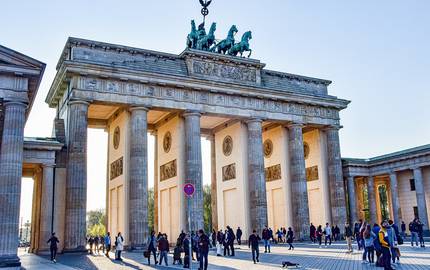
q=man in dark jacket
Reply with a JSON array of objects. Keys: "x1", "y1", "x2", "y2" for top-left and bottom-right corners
[
  {"x1": 236, "y1": 227, "x2": 243, "y2": 245},
  {"x1": 345, "y1": 222, "x2": 353, "y2": 253},
  {"x1": 262, "y1": 226, "x2": 271, "y2": 253},
  {"x1": 310, "y1": 223, "x2": 316, "y2": 243},
  {"x1": 248, "y1": 230, "x2": 261, "y2": 264},
  {"x1": 198, "y1": 229, "x2": 210, "y2": 270},
  {"x1": 183, "y1": 234, "x2": 191, "y2": 268},
  {"x1": 47, "y1": 232, "x2": 59, "y2": 263},
  {"x1": 227, "y1": 226, "x2": 235, "y2": 256}
]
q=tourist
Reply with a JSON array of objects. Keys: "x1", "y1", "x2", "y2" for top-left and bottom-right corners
[
  {"x1": 387, "y1": 220, "x2": 398, "y2": 264},
  {"x1": 104, "y1": 232, "x2": 111, "y2": 258},
  {"x1": 94, "y1": 235, "x2": 99, "y2": 254},
  {"x1": 146, "y1": 231, "x2": 158, "y2": 265},
  {"x1": 173, "y1": 242, "x2": 183, "y2": 265},
  {"x1": 248, "y1": 230, "x2": 261, "y2": 264},
  {"x1": 409, "y1": 219, "x2": 419, "y2": 247},
  {"x1": 88, "y1": 236, "x2": 94, "y2": 254},
  {"x1": 316, "y1": 225, "x2": 323, "y2": 247},
  {"x1": 227, "y1": 226, "x2": 235, "y2": 256},
  {"x1": 363, "y1": 224, "x2": 376, "y2": 264},
  {"x1": 287, "y1": 227, "x2": 294, "y2": 250},
  {"x1": 344, "y1": 222, "x2": 353, "y2": 253},
  {"x1": 223, "y1": 229, "x2": 230, "y2": 256},
  {"x1": 372, "y1": 223, "x2": 382, "y2": 265},
  {"x1": 192, "y1": 231, "x2": 200, "y2": 260},
  {"x1": 158, "y1": 234, "x2": 169, "y2": 266},
  {"x1": 100, "y1": 234, "x2": 105, "y2": 254},
  {"x1": 416, "y1": 218, "x2": 425, "y2": 248},
  {"x1": 115, "y1": 232, "x2": 124, "y2": 261},
  {"x1": 262, "y1": 226, "x2": 271, "y2": 253},
  {"x1": 236, "y1": 227, "x2": 243, "y2": 245},
  {"x1": 334, "y1": 225, "x2": 340, "y2": 241},
  {"x1": 216, "y1": 230, "x2": 223, "y2": 256},
  {"x1": 354, "y1": 221, "x2": 362, "y2": 250},
  {"x1": 183, "y1": 234, "x2": 191, "y2": 268},
  {"x1": 324, "y1": 223, "x2": 332, "y2": 246},
  {"x1": 268, "y1": 227, "x2": 274, "y2": 244},
  {"x1": 198, "y1": 229, "x2": 210, "y2": 270},
  {"x1": 276, "y1": 229, "x2": 283, "y2": 244},
  {"x1": 359, "y1": 222, "x2": 367, "y2": 252},
  {"x1": 400, "y1": 221, "x2": 406, "y2": 238},
  {"x1": 46, "y1": 232, "x2": 59, "y2": 263},
  {"x1": 211, "y1": 229, "x2": 216, "y2": 247},
  {"x1": 310, "y1": 223, "x2": 316, "y2": 243},
  {"x1": 378, "y1": 221, "x2": 393, "y2": 270}
]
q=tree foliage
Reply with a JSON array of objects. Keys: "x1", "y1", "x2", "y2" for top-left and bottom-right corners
[
  {"x1": 148, "y1": 187, "x2": 154, "y2": 233},
  {"x1": 87, "y1": 209, "x2": 106, "y2": 236},
  {"x1": 203, "y1": 184, "x2": 212, "y2": 232}
]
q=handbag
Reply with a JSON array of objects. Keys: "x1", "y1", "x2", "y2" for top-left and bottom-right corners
[{"x1": 143, "y1": 250, "x2": 150, "y2": 258}]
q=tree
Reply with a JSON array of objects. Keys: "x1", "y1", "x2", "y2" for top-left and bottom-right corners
[
  {"x1": 203, "y1": 184, "x2": 212, "y2": 232},
  {"x1": 148, "y1": 187, "x2": 154, "y2": 233},
  {"x1": 87, "y1": 209, "x2": 106, "y2": 236}
]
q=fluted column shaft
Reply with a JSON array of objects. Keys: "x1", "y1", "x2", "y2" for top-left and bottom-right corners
[
  {"x1": 209, "y1": 135, "x2": 218, "y2": 231},
  {"x1": 39, "y1": 164, "x2": 55, "y2": 251},
  {"x1": 367, "y1": 176, "x2": 377, "y2": 224},
  {"x1": 326, "y1": 127, "x2": 347, "y2": 230},
  {"x1": 64, "y1": 100, "x2": 89, "y2": 251},
  {"x1": 287, "y1": 123, "x2": 310, "y2": 240},
  {"x1": 247, "y1": 119, "x2": 268, "y2": 234},
  {"x1": 347, "y1": 176, "x2": 358, "y2": 224},
  {"x1": 153, "y1": 131, "x2": 159, "y2": 234},
  {"x1": 0, "y1": 101, "x2": 27, "y2": 267},
  {"x1": 389, "y1": 172, "x2": 402, "y2": 226},
  {"x1": 184, "y1": 111, "x2": 204, "y2": 231},
  {"x1": 413, "y1": 167, "x2": 429, "y2": 231},
  {"x1": 128, "y1": 107, "x2": 149, "y2": 249}
]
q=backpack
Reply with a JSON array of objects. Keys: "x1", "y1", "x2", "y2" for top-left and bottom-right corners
[{"x1": 373, "y1": 233, "x2": 382, "y2": 252}]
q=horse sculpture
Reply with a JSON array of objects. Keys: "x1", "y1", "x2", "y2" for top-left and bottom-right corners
[
  {"x1": 210, "y1": 25, "x2": 238, "y2": 54},
  {"x1": 186, "y1": 20, "x2": 198, "y2": 49},
  {"x1": 196, "y1": 22, "x2": 217, "y2": 51},
  {"x1": 228, "y1": 31, "x2": 252, "y2": 58}
]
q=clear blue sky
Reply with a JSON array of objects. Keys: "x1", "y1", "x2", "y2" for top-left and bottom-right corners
[{"x1": 2, "y1": 0, "x2": 429, "y2": 216}]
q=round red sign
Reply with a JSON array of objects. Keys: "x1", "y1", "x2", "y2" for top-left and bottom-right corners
[{"x1": 183, "y1": 183, "x2": 195, "y2": 196}]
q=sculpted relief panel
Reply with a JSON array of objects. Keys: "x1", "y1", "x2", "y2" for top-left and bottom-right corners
[
  {"x1": 110, "y1": 157, "x2": 123, "y2": 180},
  {"x1": 222, "y1": 163, "x2": 236, "y2": 181},
  {"x1": 265, "y1": 164, "x2": 281, "y2": 182},
  {"x1": 160, "y1": 159, "x2": 177, "y2": 181},
  {"x1": 191, "y1": 60, "x2": 257, "y2": 83},
  {"x1": 306, "y1": 166, "x2": 319, "y2": 182}
]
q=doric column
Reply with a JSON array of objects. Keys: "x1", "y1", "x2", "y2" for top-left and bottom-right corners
[
  {"x1": 389, "y1": 171, "x2": 402, "y2": 226},
  {"x1": 38, "y1": 164, "x2": 55, "y2": 251},
  {"x1": 347, "y1": 176, "x2": 358, "y2": 224},
  {"x1": 413, "y1": 167, "x2": 429, "y2": 231},
  {"x1": 367, "y1": 176, "x2": 377, "y2": 224},
  {"x1": 287, "y1": 123, "x2": 310, "y2": 240},
  {"x1": 325, "y1": 126, "x2": 347, "y2": 230},
  {"x1": 209, "y1": 135, "x2": 218, "y2": 231},
  {"x1": 64, "y1": 100, "x2": 89, "y2": 251},
  {"x1": 246, "y1": 119, "x2": 268, "y2": 234},
  {"x1": 128, "y1": 107, "x2": 149, "y2": 249},
  {"x1": 152, "y1": 131, "x2": 159, "y2": 234},
  {"x1": 0, "y1": 101, "x2": 27, "y2": 267},
  {"x1": 183, "y1": 111, "x2": 204, "y2": 231}
]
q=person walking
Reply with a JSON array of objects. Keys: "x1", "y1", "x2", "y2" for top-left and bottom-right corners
[
  {"x1": 104, "y1": 232, "x2": 111, "y2": 258},
  {"x1": 262, "y1": 226, "x2": 271, "y2": 253},
  {"x1": 310, "y1": 223, "x2": 316, "y2": 243},
  {"x1": 378, "y1": 221, "x2": 394, "y2": 270},
  {"x1": 183, "y1": 234, "x2": 191, "y2": 268},
  {"x1": 211, "y1": 229, "x2": 217, "y2": 247},
  {"x1": 276, "y1": 229, "x2": 283, "y2": 244},
  {"x1": 236, "y1": 227, "x2": 243, "y2": 245},
  {"x1": 386, "y1": 220, "x2": 398, "y2": 264},
  {"x1": 363, "y1": 224, "x2": 376, "y2": 264},
  {"x1": 100, "y1": 234, "x2": 105, "y2": 254},
  {"x1": 115, "y1": 232, "x2": 124, "y2": 261},
  {"x1": 416, "y1": 219, "x2": 425, "y2": 248},
  {"x1": 344, "y1": 222, "x2": 353, "y2": 253},
  {"x1": 88, "y1": 236, "x2": 94, "y2": 254},
  {"x1": 316, "y1": 225, "x2": 323, "y2": 247},
  {"x1": 216, "y1": 230, "x2": 223, "y2": 256},
  {"x1": 158, "y1": 234, "x2": 169, "y2": 266},
  {"x1": 146, "y1": 231, "x2": 158, "y2": 265},
  {"x1": 324, "y1": 223, "x2": 332, "y2": 246},
  {"x1": 198, "y1": 229, "x2": 210, "y2": 270},
  {"x1": 47, "y1": 232, "x2": 59, "y2": 263},
  {"x1": 227, "y1": 226, "x2": 235, "y2": 256},
  {"x1": 287, "y1": 227, "x2": 294, "y2": 250},
  {"x1": 94, "y1": 235, "x2": 99, "y2": 254},
  {"x1": 409, "y1": 219, "x2": 419, "y2": 247},
  {"x1": 400, "y1": 221, "x2": 406, "y2": 238},
  {"x1": 248, "y1": 230, "x2": 261, "y2": 264},
  {"x1": 223, "y1": 230, "x2": 230, "y2": 256}
]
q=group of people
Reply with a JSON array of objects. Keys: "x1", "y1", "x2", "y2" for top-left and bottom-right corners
[
  {"x1": 408, "y1": 218, "x2": 426, "y2": 248},
  {"x1": 87, "y1": 232, "x2": 121, "y2": 261},
  {"x1": 309, "y1": 223, "x2": 341, "y2": 247}
]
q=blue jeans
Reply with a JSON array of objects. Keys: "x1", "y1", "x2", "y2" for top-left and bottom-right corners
[
  {"x1": 159, "y1": 251, "x2": 168, "y2": 266},
  {"x1": 411, "y1": 232, "x2": 418, "y2": 246},
  {"x1": 199, "y1": 250, "x2": 208, "y2": 270},
  {"x1": 264, "y1": 239, "x2": 271, "y2": 252}
]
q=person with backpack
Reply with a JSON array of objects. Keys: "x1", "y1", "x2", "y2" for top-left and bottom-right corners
[
  {"x1": 363, "y1": 225, "x2": 376, "y2": 264},
  {"x1": 248, "y1": 230, "x2": 261, "y2": 264},
  {"x1": 227, "y1": 226, "x2": 236, "y2": 256},
  {"x1": 379, "y1": 221, "x2": 394, "y2": 270},
  {"x1": 287, "y1": 227, "x2": 294, "y2": 250},
  {"x1": 146, "y1": 231, "x2": 158, "y2": 265},
  {"x1": 316, "y1": 225, "x2": 323, "y2": 247},
  {"x1": 344, "y1": 222, "x2": 354, "y2": 253},
  {"x1": 372, "y1": 223, "x2": 382, "y2": 265}
]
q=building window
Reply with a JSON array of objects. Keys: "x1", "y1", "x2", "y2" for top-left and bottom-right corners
[
  {"x1": 410, "y1": 179, "x2": 416, "y2": 191},
  {"x1": 413, "y1": 206, "x2": 419, "y2": 219}
]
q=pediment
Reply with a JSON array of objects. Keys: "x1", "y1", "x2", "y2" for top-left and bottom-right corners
[{"x1": 0, "y1": 45, "x2": 45, "y2": 71}]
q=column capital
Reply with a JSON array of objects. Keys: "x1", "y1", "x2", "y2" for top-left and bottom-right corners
[
  {"x1": 412, "y1": 166, "x2": 422, "y2": 172},
  {"x1": 42, "y1": 163, "x2": 56, "y2": 168},
  {"x1": 67, "y1": 99, "x2": 90, "y2": 107},
  {"x1": 3, "y1": 100, "x2": 28, "y2": 108},
  {"x1": 245, "y1": 118, "x2": 263, "y2": 125},
  {"x1": 285, "y1": 122, "x2": 304, "y2": 129},
  {"x1": 182, "y1": 110, "x2": 202, "y2": 117},
  {"x1": 129, "y1": 106, "x2": 149, "y2": 112},
  {"x1": 322, "y1": 125, "x2": 343, "y2": 131}
]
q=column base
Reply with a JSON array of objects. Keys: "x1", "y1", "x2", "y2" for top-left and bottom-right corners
[{"x1": 0, "y1": 255, "x2": 20, "y2": 268}]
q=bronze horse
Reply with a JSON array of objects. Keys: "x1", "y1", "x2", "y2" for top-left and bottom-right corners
[
  {"x1": 210, "y1": 25, "x2": 238, "y2": 54},
  {"x1": 197, "y1": 22, "x2": 217, "y2": 51}
]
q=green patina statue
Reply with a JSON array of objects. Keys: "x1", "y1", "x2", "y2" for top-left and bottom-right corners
[
  {"x1": 210, "y1": 25, "x2": 238, "y2": 54},
  {"x1": 228, "y1": 31, "x2": 252, "y2": 58},
  {"x1": 186, "y1": 20, "x2": 198, "y2": 49},
  {"x1": 196, "y1": 22, "x2": 217, "y2": 51}
]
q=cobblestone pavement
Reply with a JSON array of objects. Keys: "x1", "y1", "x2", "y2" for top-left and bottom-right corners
[{"x1": 20, "y1": 241, "x2": 430, "y2": 270}]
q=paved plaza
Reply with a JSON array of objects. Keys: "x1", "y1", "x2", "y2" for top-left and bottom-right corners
[{"x1": 19, "y1": 241, "x2": 429, "y2": 270}]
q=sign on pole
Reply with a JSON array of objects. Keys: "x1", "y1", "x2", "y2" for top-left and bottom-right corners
[
  {"x1": 184, "y1": 183, "x2": 195, "y2": 197},
  {"x1": 184, "y1": 183, "x2": 195, "y2": 269}
]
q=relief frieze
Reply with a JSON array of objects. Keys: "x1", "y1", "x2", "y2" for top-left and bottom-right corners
[
  {"x1": 265, "y1": 164, "x2": 281, "y2": 182},
  {"x1": 306, "y1": 166, "x2": 319, "y2": 182},
  {"x1": 110, "y1": 157, "x2": 123, "y2": 180},
  {"x1": 192, "y1": 60, "x2": 257, "y2": 83},
  {"x1": 160, "y1": 159, "x2": 177, "y2": 181},
  {"x1": 222, "y1": 163, "x2": 236, "y2": 181}
]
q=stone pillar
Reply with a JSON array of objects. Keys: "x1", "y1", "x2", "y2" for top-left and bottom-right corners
[
  {"x1": 389, "y1": 171, "x2": 402, "y2": 226},
  {"x1": 153, "y1": 131, "x2": 159, "y2": 234},
  {"x1": 325, "y1": 127, "x2": 347, "y2": 230},
  {"x1": 367, "y1": 176, "x2": 377, "y2": 224},
  {"x1": 64, "y1": 100, "x2": 89, "y2": 251},
  {"x1": 0, "y1": 101, "x2": 27, "y2": 267},
  {"x1": 209, "y1": 135, "x2": 218, "y2": 231},
  {"x1": 347, "y1": 176, "x2": 358, "y2": 224},
  {"x1": 413, "y1": 167, "x2": 429, "y2": 231},
  {"x1": 183, "y1": 111, "x2": 204, "y2": 231},
  {"x1": 38, "y1": 164, "x2": 55, "y2": 251},
  {"x1": 128, "y1": 107, "x2": 149, "y2": 249},
  {"x1": 246, "y1": 119, "x2": 268, "y2": 234},
  {"x1": 287, "y1": 123, "x2": 310, "y2": 240}
]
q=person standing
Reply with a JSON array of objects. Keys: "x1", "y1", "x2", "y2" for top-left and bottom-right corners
[
  {"x1": 198, "y1": 229, "x2": 210, "y2": 270},
  {"x1": 310, "y1": 223, "x2": 316, "y2": 243},
  {"x1": 158, "y1": 234, "x2": 169, "y2": 266},
  {"x1": 316, "y1": 225, "x2": 323, "y2": 247},
  {"x1": 363, "y1": 224, "x2": 376, "y2": 264},
  {"x1": 262, "y1": 226, "x2": 271, "y2": 253},
  {"x1": 248, "y1": 230, "x2": 261, "y2": 264},
  {"x1": 378, "y1": 221, "x2": 394, "y2": 270},
  {"x1": 223, "y1": 230, "x2": 230, "y2": 256},
  {"x1": 416, "y1": 219, "x2": 425, "y2": 248},
  {"x1": 183, "y1": 234, "x2": 191, "y2": 268},
  {"x1": 88, "y1": 236, "x2": 94, "y2": 254},
  {"x1": 386, "y1": 220, "x2": 398, "y2": 264},
  {"x1": 94, "y1": 235, "x2": 99, "y2": 254},
  {"x1": 146, "y1": 231, "x2": 158, "y2": 265},
  {"x1": 324, "y1": 223, "x2": 332, "y2": 246},
  {"x1": 100, "y1": 234, "x2": 105, "y2": 254},
  {"x1": 227, "y1": 226, "x2": 235, "y2": 256},
  {"x1": 400, "y1": 221, "x2": 406, "y2": 238},
  {"x1": 236, "y1": 227, "x2": 243, "y2": 245},
  {"x1": 287, "y1": 227, "x2": 294, "y2": 250},
  {"x1": 409, "y1": 219, "x2": 419, "y2": 247},
  {"x1": 47, "y1": 232, "x2": 59, "y2": 263},
  {"x1": 211, "y1": 229, "x2": 217, "y2": 247},
  {"x1": 104, "y1": 232, "x2": 111, "y2": 258},
  {"x1": 344, "y1": 222, "x2": 353, "y2": 253},
  {"x1": 216, "y1": 230, "x2": 223, "y2": 256},
  {"x1": 115, "y1": 232, "x2": 124, "y2": 261}
]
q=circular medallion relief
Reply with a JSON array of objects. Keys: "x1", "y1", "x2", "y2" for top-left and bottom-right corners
[
  {"x1": 163, "y1": 131, "x2": 172, "y2": 153},
  {"x1": 222, "y1": 136, "x2": 233, "y2": 156},
  {"x1": 113, "y1": 126, "x2": 120, "y2": 150},
  {"x1": 304, "y1": 142, "x2": 310, "y2": 159},
  {"x1": 263, "y1": 139, "x2": 273, "y2": 158}
]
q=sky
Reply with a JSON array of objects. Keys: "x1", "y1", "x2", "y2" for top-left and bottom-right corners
[{"x1": 2, "y1": 0, "x2": 429, "y2": 221}]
